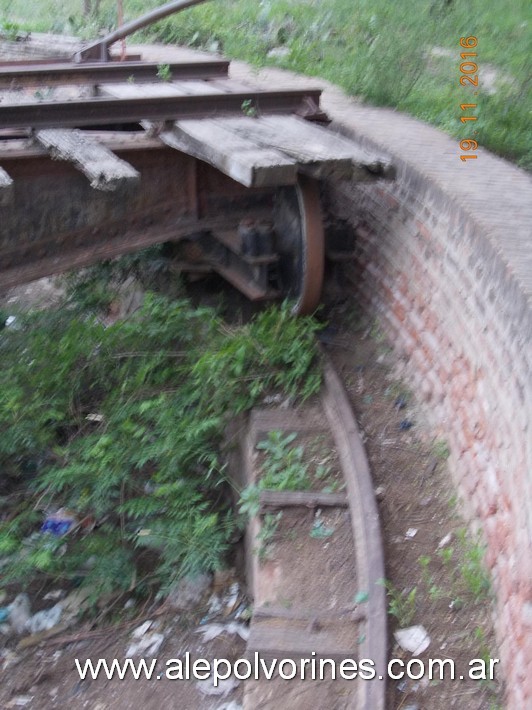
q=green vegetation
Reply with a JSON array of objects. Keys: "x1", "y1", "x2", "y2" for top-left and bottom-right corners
[
  {"x1": 241, "y1": 98, "x2": 258, "y2": 118},
  {"x1": 156, "y1": 62, "x2": 172, "y2": 81},
  {"x1": 238, "y1": 431, "x2": 311, "y2": 519},
  {"x1": 257, "y1": 430, "x2": 311, "y2": 491},
  {"x1": 255, "y1": 511, "x2": 282, "y2": 561},
  {"x1": 380, "y1": 579, "x2": 417, "y2": 627},
  {"x1": 456, "y1": 528, "x2": 491, "y2": 600},
  {"x1": 3, "y1": 0, "x2": 528, "y2": 167},
  {"x1": 0, "y1": 290, "x2": 321, "y2": 605},
  {"x1": 0, "y1": 18, "x2": 21, "y2": 39},
  {"x1": 416, "y1": 528, "x2": 491, "y2": 611},
  {"x1": 433, "y1": 438, "x2": 451, "y2": 461}
]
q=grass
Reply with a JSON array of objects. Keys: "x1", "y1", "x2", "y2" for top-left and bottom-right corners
[{"x1": 1, "y1": 0, "x2": 529, "y2": 169}]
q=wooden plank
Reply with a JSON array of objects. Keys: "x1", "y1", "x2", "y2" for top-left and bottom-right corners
[
  {"x1": 247, "y1": 621, "x2": 356, "y2": 659},
  {"x1": 171, "y1": 80, "x2": 225, "y2": 96},
  {"x1": 217, "y1": 115, "x2": 394, "y2": 180},
  {"x1": 259, "y1": 490, "x2": 348, "y2": 510},
  {"x1": 0, "y1": 132, "x2": 164, "y2": 160},
  {"x1": 35, "y1": 128, "x2": 140, "y2": 191},
  {"x1": 160, "y1": 119, "x2": 297, "y2": 188},
  {"x1": 99, "y1": 80, "x2": 226, "y2": 99},
  {"x1": 0, "y1": 166, "x2": 14, "y2": 206},
  {"x1": 99, "y1": 82, "x2": 188, "y2": 98},
  {"x1": 254, "y1": 605, "x2": 365, "y2": 623}
]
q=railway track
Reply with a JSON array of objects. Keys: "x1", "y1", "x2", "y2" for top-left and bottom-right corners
[
  {"x1": 0, "y1": 1, "x2": 393, "y2": 314},
  {"x1": 227, "y1": 354, "x2": 387, "y2": 710},
  {"x1": 0, "y1": 7, "x2": 389, "y2": 706}
]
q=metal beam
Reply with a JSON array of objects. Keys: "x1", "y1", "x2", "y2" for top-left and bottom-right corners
[
  {"x1": 74, "y1": 0, "x2": 213, "y2": 61},
  {"x1": 0, "y1": 60, "x2": 230, "y2": 88},
  {"x1": 0, "y1": 89, "x2": 323, "y2": 130}
]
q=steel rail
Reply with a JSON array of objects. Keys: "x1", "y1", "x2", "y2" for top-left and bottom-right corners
[
  {"x1": 74, "y1": 0, "x2": 213, "y2": 61},
  {"x1": 0, "y1": 89, "x2": 322, "y2": 130},
  {"x1": 0, "y1": 60, "x2": 229, "y2": 88}
]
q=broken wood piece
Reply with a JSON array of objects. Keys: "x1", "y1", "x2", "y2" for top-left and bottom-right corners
[
  {"x1": 259, "y1": 489, "x2": 348, "y2": 511},
  {"x1": 34, "y1": 128, "x2": 140, "y2": 191},
  {"x1": 160, "y1": 119, "x2": 297, "y2": 188},
  {"x1": 0, "y1": 166, "x2": 14, "y2": 206}
]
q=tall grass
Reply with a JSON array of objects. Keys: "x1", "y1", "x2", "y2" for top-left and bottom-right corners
[{"x1": 1, "y1": 0, "x2": 530, "y2": 168}]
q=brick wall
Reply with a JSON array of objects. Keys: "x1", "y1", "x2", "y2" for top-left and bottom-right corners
[
  {"x1": 229, "y1": 58, "x2": 532, "y2": 707},
  {"x1": 323, "y1": 130, "x2": 532, "y2": 707}
]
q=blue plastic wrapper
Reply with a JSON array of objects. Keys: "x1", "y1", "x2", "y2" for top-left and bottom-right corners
[{"x1": 40, "y1": 514, "x2": 76, "y2": 536}]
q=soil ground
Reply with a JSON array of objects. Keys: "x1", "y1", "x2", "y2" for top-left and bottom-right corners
[
  {"x1": 0, "y1": 278, "x2": 503, "y2": 709},
  {"x1": 322, "y1": 294, "x2": 503, "y2": 710}
]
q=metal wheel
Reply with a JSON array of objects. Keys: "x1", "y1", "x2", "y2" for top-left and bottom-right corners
[{"x1": 273, "y1": 175, "x2": 324, "y2": 315}]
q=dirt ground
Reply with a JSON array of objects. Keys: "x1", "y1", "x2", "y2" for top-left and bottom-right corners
[
  {"x1": 1, "y1": 277, "x2": 503, "y2": 709},
  {"x1": 0, "y1": 605, "x2": 246, "y2": 709},
  {"x1": 322, "y1": 294, "x2": 503, "y2": 710}
]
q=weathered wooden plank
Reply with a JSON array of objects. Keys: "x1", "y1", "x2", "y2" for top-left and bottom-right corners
[
  {"x1": 160, "y1": 119, "x2": 297, "y2": 188},
  {"x1": 99, "y1": 80, "x2": 225, "y2": 99},
  {"x1": 254, "y1": 605, "x2": 365, "y2": 623},
  {"x1": 259, "y1": 489, "x2": 348, "y2": 510},
  {"x1": 35, "y1": 128, "x2": 140, "y2": 191},
  {"x1": 0, "y1": 166, "x2": 14, "y2": 206},
  {"x1": 98, "y1": 82, "x2": 188, "y2": 98},
  {"x1": 218, "y1": 115, "x2": 394, "y2": 180},
  {"x1": 0, "y1": 132, "x2": 164, "y2": 160},
  {"x1": 172, "y1": 80, "x2": 225, "y2": 96},
  {"x1": 247, "y1": 621, "x2": 356, "y2": 659}
]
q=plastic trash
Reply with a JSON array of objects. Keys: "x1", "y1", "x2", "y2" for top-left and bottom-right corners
[{"x1": 41, "y1": 509, "x2": 77, "y2": 536}]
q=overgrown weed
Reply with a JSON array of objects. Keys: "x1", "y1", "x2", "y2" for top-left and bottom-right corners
[{"x1": 0, "y1": 292, "x2": 321, "y2": 605}]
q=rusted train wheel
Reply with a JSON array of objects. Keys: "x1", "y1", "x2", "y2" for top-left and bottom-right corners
[{"x1": 273, "y1": 176, "x2": 324, "y2": 316}]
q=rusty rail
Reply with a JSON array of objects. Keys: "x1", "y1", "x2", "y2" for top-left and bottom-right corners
[
  {"x1": 74, "y1": 0, "x2": 212, "y2": 62},
  {"x1": 0, "y1": 89, "x2": 322, "y2": 130},
  {"x1": 0, "y1": 60, "x2": 229, "y2": 88}
]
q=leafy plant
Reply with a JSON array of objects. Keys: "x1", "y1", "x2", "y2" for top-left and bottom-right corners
[
  {"x1": 156, "y1": 62, "x2": 172, "y2": 81},
  {"x1": 0, "y1": 293, "x2": 321, "y2": 605},
  {"x1": 257, "y1": 430, "x2": 311, "y2": 491},
  {"x1": 238, "y1": 484, "x2": 260, "y2": 518},
  {"x1": 456, "y1": 529, "x2": 491, "y2": 601},
  {"x1": 241, "y1": 98, "x2": 258, "y2": 117},
  {"x1": 381, "y1": 579, "x2": 417, "y2": 626},
  {"x1": 0, "y1": 19, "x2": 23, "y2": 40},
  {"x1": 255, "y1": 511, "x2": 282, "y2": 561}
]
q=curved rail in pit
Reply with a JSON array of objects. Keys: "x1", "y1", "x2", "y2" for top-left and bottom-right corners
[{"x1": 236, "y1": 353, "x2": 387, "y2": 710}]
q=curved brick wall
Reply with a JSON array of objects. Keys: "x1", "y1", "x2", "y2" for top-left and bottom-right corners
[
  {"x1": 228, "y1": 60, "x2": 532, "y2": 708},
  {"x1": 323, "y1": 118, "x2": 532, "y2": 709}
]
